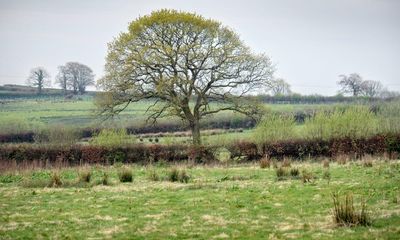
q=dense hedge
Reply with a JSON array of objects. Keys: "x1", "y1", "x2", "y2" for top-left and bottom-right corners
[
  {"x1": 0, "y1": 132, "x2": 35, "y2": 143},
  {"x1": 0, "y1": 144, "x2": 218, "y2": 167},
  {"x1": 0, "y1": 134, "x2": 399, "y2": 167}
]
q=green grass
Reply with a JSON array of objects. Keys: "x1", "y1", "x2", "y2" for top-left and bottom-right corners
[{"x1": 1, "y1": 160, "x2": 399, "y2": 239}]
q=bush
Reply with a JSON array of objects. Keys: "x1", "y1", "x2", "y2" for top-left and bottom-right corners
[
  {"x1": 253, "y1": 113, "x2": 297, "y2": 144},
  {"x1": 332, "y1": 192, "x2": 370, "y2": 227},
  {"x1": 34, "y1": 125, "x2": 81, "y2": 145},
  {"x1": 91, "y1": 129, "x2": 133, "y2": 147},
  {"x1": 303, "y1": 106, "x2": 378, "y2": 140},
  {"x1": 118, "y1": 168, "x2": 133, "y2": 182}
]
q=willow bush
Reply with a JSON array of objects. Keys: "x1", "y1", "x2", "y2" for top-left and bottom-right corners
[
  {"x1": 303, "y1": 106, "x2": 378, "y2": 140},
  {"x1": 90, "y1": 129, "x2": 134, "y2": 147},
  {"x1": 253, "y1": 114, "x2": 297, "y2": 144}
]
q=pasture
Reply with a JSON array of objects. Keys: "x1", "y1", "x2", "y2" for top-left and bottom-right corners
[{"x1": 1, "y1": 160, "x2": 400, "y2": 239}]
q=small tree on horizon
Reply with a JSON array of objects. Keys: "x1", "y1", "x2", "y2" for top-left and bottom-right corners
[
  {"x1": 97, "y1": 10, "x2": 274, "y2": 145},
  {"x1": 26, "y1": 67, "x2": 51, "y2": 94}
]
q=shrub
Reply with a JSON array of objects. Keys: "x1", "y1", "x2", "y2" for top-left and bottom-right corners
[
  {"x1": 332, "y1": 192, "x2": 370, "y2": 227},
  {"x1": 118, "y1": 167, "x2": 133, "y2": 182},
  {"x1": 259, "y1": 157, "x2": 271, "y2": 169},
  {"x1": 303, "y1": 106, "x2": 378, "y2": 140},
  {"x1": 290, "y1": 167, "x2": 300, "y2": 178},
  {"x1": 276, "y1": 166, "x2": 288, "y2": 180},
  {"x1": 91, "y1": 129, "x2": 132, "y2": 147},
  {"x1": 34, "y1": 125, "x2": 81, "y2": 145},
  {"x1": 253, "y1": 113, "x2": 297, "y2": 144}
]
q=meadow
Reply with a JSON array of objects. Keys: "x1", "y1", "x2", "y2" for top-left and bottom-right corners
[
  {"x1": 1, "y1": 92, "x2": 400, "y2": 239},
  {"x1": 1, "y1": 160, "x2": 400, "y2": 239}
]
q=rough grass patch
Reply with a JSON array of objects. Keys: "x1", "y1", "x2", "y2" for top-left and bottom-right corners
[
  {"x1": 118, "y1": 168, "x2": 133, "y2": 182},
  {"x1": 322, "y1": 159, "x2": 330, "y2": 168},
  {"x1": 289, "y1": 167, "x2": 300, "y2": 178},
  {"x1": 301, "y1": 169, "x2": 314, "y2": 183},
  {"x1": 332, "y1": 192, "x2": 370, "y2": 227},
  {"x1": 259, "y1": 157, "x2": 271, "y2": 169},
  {"x1": 147, "y1": 169, "x2": 160, "y2": 181},
  {"x1": 282, "y1": 158, "x2": 291, "y2": 167},
  {"x1": 276, "y1": 166, "x2": 288, "y2": 180},
  {"x1": 79, "y1": 169, "x2": 92, "y2": 183}
]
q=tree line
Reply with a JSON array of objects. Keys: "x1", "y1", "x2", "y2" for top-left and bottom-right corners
[
  {"x1": 266, "y1": 74, "x2": 397, "y2": 98},
  {"x1": 26, "y1": 62, "x2": 95, "y2": 95}
]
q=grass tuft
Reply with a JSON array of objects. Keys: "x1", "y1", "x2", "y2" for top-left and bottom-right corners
[
  {"x1": 118, "y1": 168, "x2": 133, "y2": 182},
  {"x1": 332, "y1": 192, "x2": 370, "y2": 227},
  {"x1": 259, "y1": 157, "x2": 271, "y2": 169}
]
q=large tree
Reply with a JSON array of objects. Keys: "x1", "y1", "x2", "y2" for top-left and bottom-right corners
[
  {"x1": 98, "y1": 10, "x2": 274, "y2": 145},
  {"x1": 337, "y1": 73, "x2": 364, "y2": 96},
  {"x1": 26, "y1": 67, "x2": 51, "y2": 94},
  {"x1": 61, "y1": 62, "x2": 95, "y2": 94}
]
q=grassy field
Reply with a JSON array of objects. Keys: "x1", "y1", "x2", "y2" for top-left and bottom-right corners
[
  {"x1": 1, "y1": 160, "x2": 400, "y2": 239},
  {"x1": 0, "y1": 97, "x2": 333, "y2": 131}
]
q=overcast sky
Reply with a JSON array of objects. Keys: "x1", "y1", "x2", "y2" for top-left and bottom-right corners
[{"x1": 0, "y1": 0, "x2": 399, "y2": 95}]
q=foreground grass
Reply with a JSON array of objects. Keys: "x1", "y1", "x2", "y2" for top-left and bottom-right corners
[{"x1": 0, "y1": 161, "x2": 400, "y2": 239}]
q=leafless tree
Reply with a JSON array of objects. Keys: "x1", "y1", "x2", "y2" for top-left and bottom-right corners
[
  {"x1": 361, "y1": 80, "x2": 383, "y2": 97},
  {"x1": 26, "y1": 67, "x2": 51, "y2": 94},
  {"x1": 337, "y1": 73, "x2": 364, "y2": 96},
  {"x1": 62, "y1": 62, "x2": 95, "y2": 94},
  {"x1": 269, "y1": 78, "x2": 292, "y2": 96}
]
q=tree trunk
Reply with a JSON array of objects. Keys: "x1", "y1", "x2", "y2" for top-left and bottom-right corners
[{"x1": 190, "y1": 119, "x2": 201, "y2": 146}]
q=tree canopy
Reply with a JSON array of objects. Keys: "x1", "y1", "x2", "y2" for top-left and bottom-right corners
[{"x1": 98, "y1": 9, "x2": 274, "y2": 145}]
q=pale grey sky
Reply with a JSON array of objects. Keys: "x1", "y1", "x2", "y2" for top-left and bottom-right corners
[{"x1": 0, "y1": 0, "x2": 399, "y2": 95}]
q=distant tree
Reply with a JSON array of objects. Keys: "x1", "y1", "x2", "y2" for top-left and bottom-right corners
[
  {"x1": 361, "y1": 80, "x2": 383, "y2": 97},
  {"x1": 55, "y1": 65, "x2": 68, "y2": 94},
  {"x1": 379, "y1": 88, "x2": 400, "y2": 99},
  {"x1": 26, "y1": 67, "x2": 51, "y2": 94},
  {"x1": 63, "y1": 62, "x2": 95, "y2": 94},
  {"x1": 269, "y1": 78, "x2": 292, "y2": 96},
  {"x1": 337, "y1": 73, "x2": 363, "y2": 96},
  {"x1": 97, "y1": 10, "x2": 274, "y2": 145}
]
